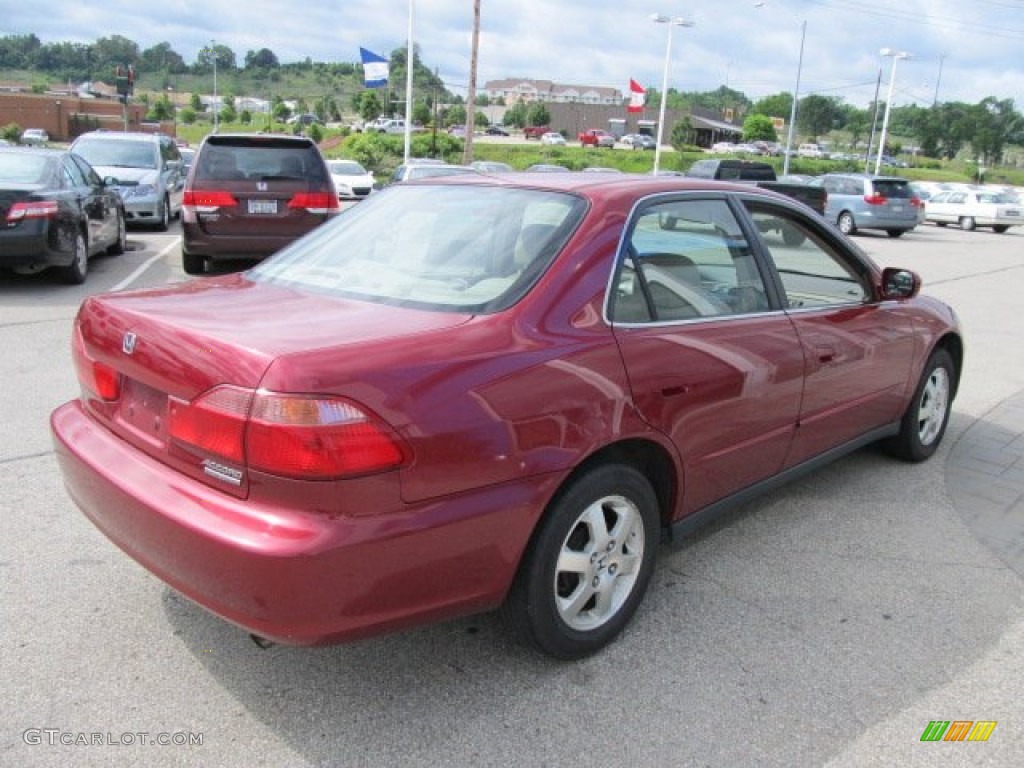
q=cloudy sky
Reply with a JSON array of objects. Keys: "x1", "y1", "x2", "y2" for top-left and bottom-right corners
[{"x1": 3, "y1": 0, "x2": 1022, "y2": 109}]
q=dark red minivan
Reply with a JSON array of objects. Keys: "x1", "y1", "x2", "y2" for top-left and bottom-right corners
[{"x1": 181, "y1": 133, "x2": 338, "y2": 274}]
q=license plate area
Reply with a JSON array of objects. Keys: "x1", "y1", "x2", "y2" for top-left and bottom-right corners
[
  {"x1": 116, "y1": 378, "x2": 169, "y2": 447},
  {"x1": 248, "y1": 199, "x2": 279, "y2": 215}
]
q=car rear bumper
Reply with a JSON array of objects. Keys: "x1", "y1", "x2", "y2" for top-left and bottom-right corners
[
  {"x1": 51, "y1": 399, "x2": 545, "y2": 645},
  {"x1": 0, "y1": 223, "x2": 71, "y2": 268}
]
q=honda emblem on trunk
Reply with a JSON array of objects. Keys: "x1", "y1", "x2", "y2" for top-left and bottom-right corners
[
  {"x1": 122, "y1": 332, "x2": 137, "y2": 355},
  {"x1": 258, "y1": 181, "x2": 268, "y2": 191}
]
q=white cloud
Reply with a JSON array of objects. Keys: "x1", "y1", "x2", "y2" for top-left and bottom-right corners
[{"x1": 2, "y1": 0, "x2": 1020, "y2": 108}]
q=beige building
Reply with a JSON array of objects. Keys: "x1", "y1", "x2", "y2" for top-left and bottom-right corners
[{"x1": 484, "y1": 78, "x2": 623, "y2": 106}]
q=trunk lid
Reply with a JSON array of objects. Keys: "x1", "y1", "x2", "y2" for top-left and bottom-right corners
[{"x1": 74, "y1": 274, "x2": 472, "y2": 496}]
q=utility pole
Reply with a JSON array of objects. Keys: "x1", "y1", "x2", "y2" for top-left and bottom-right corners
[{"x1": 463, "y1": 0, "x2": 481, "y2": 164}]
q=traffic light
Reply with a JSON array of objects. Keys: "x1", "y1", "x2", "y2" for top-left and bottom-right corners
[{"x1": 115, "y1": 64, "x2": 134, "y2": 101}]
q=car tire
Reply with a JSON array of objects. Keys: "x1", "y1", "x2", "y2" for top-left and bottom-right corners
[
  {"x1": 155, "y1": 196, "x2": 170, "y2": 232},
  {"x1": 107, "y1": 208, "x2": 127, "y2": 255},
  {"x1": 883, "y1": 347, "x2": 954, "y2": 463},
  {"x1": 501, "y1": 464, "x2": 660, "y2": 659},
  {"x1": 993, "y1": 225, "x2": 1009, "y2": 234},
  {"x1": 837, "y1": 211, "x2": 857, "y2": 235},
  {"x1": 59, "y1": 230, "x2": 89, "y2": 285},
  {"x1": 182, "y1": 251, "x2": 206, "y2": 275},
  {"x1": 960, "y1": 216, "x2": 976, "y2": 231},
  {"x1": 782, "y1": 224, "x2": 806, "y2": 246}
]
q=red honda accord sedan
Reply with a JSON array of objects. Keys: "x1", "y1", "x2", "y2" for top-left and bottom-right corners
[{"x1": 51, "y1": 174, "x2": 962, "y2": 659}]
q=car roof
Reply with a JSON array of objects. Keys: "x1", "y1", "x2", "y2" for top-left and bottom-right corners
[{"x1": 73, "y1": 131, "x2": 165, "y2": 142}]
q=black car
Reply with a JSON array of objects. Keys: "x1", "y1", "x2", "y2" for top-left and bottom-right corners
[
  {"x1": 485, "y1": 125, "x2": 510, "y2": 136},
  {"x1": 0, "y1": 147, "x2": 126, "y2": 284}
]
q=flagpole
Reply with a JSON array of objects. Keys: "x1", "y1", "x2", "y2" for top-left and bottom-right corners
[{"x1": 403, "y1": 0, "x2": 415, "y2": 163}]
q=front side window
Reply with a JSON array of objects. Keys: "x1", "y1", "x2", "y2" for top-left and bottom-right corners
[
  {"x1": 744, "y1": 202, "x2": 870, "y2": 308},
  {"x1": 250, "y1": 184, "x2": 586, "y2": 313},
  {"x1": 611, "y1": 197, "x2": 770, "y2": 324}
]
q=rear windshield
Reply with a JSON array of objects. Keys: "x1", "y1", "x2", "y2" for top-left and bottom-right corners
[
  {"x1": 73, "y1": 138, "x2": 157, "y2": 170},
  {"x1": 873, "y1": 180, "x2": 911, "y2": 199},
  {"x1": 195, "y1": 136, "x2": 326, "y2": 183},
  {"x1": 249, "y1": 184, "x2": 587, "y2": 313},
  {"x1": 0, "y1": 153, "x2": 52, "y2": 183}
]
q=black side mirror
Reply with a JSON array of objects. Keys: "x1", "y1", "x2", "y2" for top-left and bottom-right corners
[{"x1": 881, "y1": 267, "x2": 920, "y2": 300}]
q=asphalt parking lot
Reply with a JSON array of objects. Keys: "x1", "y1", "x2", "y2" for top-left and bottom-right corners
[{"x1": 1, "y1": 219, "x2": 1021, "y2": 767}]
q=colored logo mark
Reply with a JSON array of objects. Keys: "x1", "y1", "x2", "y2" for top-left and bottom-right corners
[{"x1": 920, "y1": 720, "x2": 997, "y2": 742}]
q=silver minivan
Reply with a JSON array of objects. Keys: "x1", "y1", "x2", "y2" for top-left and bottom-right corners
[{"x1": 808, "y1": 173, "x2": 922, "y2": 238}]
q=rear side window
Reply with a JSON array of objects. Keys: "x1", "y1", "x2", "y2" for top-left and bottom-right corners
[{"x1": 195, "y1": 137, "x2": 327, "y2": 184}]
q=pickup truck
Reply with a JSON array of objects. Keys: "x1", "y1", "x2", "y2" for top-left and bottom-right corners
[
  {"x1": 578, "y1": 129, "x2": 614, "y2": 148},
  {"x1": 685, "y1": 159, "x2": 826, "y2": 216},
  {"x1": 683, "y1": 159, "x2": 827, "y2": 244},
  {"x1": 523, "y1": 125, "x2": 550, "y2": 140}
]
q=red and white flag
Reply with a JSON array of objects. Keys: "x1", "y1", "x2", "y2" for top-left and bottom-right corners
[{"x1": 627, "y1": 79, "x2": 645, "y2": 113}]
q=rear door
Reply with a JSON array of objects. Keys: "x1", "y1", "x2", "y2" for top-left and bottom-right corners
[{"x1": 610, "y1": 195, "x2": 805, "y2": 515}]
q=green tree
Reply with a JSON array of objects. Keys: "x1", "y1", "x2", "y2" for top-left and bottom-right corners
[
  {"x1": 244, "y1": 48, "x2": 279, "y2": 69},
  {"x1": 445, "y1": 103, "x2": 467, "y2": 127},
  {"x1": 239, "y1": 109, "x2": 253, "y2": 125},
  {"x1": 670, "y1": 117, "x2": 695, "y2": 151},
  {"x1": 357, "y1": 90, "x2": 383, "y2": 122},
  {"x1": 190, "y1": 92, "x2": 203, "y2": 112},
  {"x1": 140, "y1": 42, "x2": 186, "y2": 74},
  {"x1": 742, "y1": 114, "x2": 777, "y2": 142},
  {"x1": 412, "y1": 102, "x2": 431, "y2": 126},
  {"x1": 179, "y1": 108, "x2": 196, "y2": 125},
  {"x1": 798, "y1": 94, "x2": 836, "y2": 139},
  {"x1": 526, "y1": 102, "x2": 551, "y2": 127},
  {"x1": 971, "y1": 97, "x2": 1022, "y2": 165},
  {"x1": 751, "y1": 92, "x2": 792, "y2": 121},
  {"x1": 503, "y1": 101, "x2": 527, "y2": 128},
  {"x1": 93, "y1": 34, "x2": 140, "y2": 72}
]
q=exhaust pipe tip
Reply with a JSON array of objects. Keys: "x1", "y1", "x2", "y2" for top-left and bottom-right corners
[{"x1": 250, "y1": 633, "x2": 275, "y2": 650}]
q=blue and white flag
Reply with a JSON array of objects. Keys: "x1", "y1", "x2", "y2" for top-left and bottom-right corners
[{"x1": 360, "y1": 48, "x2": 389, "y2": 88}]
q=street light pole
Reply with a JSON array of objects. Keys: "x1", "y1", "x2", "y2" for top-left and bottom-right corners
[
  {"x1": 754, "y1": 3, "x2": 805, "y2": 176},
  {"x1": 875, "y1": 48, "x2": 910, "y2": 175},
  {"x1": 651, "y1": 13, "x2": 694, "y2": 175},
  {"x1": 782, "y1": 20, "x2": 806, "y2": 175}
]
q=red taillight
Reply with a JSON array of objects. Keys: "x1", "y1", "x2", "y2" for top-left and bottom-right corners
[
  {"x1": 169, "y1": 385, "x2": 252, "y2": 464},
  {"x1": 71, "y1": 327, "x2": 120, "y2": 401},
  {"x1": 863, "y1": 194, "x2": 887, "y2": 206},
  {"x1": 168, "y1": 387, "x2": 405, "y2": 480},
  {"x1": 6, "y1": 200, "x2": 59, "y2": 222},
  {"x1": 182, "y1": 189, "x2": 238, "y2": 213},
  {"x1": 287, "y1": 191, "x2": 339, "y2": 214},
  {"x1": 910, "y1": 196, "x2": 924, "y2": 208}
]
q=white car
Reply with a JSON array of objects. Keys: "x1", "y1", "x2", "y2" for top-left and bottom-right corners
[
  {"x1": 21, "y1": 128, "x2": 49, "y2": 146},
  {"x1": 328, "y1": 159, "x2": 375, "y2": 200},
  {"x1": 925, "y1": 188, "x2": 1024, "y2": 233},
  {"x1": 540, "y1": 132, "x2": 566, "y2": 146}
]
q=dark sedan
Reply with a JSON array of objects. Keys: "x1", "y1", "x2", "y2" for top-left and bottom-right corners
[
  {"x1": 52, "y1": 176, "x2": 962, "y2": 658},
  {"x1": 1, "y1": 147, "x2": 125, "y2": 283}
]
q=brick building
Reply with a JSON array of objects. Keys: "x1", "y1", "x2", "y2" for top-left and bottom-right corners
[{"x1": 0, "y1": 91, "x2": 173, "y2": 141}]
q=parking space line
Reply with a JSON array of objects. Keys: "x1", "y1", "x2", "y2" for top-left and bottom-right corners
[{"x1": 111, "y1": 239, "x2": 180, "y2": 292}]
